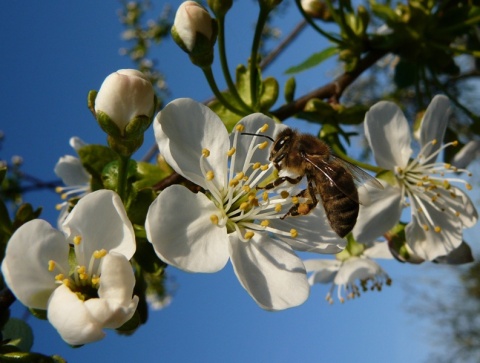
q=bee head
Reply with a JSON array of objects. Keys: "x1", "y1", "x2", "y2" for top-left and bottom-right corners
[{"x1": 270, "y1": 128, "x2": 294, "y2": 165}]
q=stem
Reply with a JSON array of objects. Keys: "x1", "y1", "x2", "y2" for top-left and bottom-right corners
[
  {"x1": 294, "y1": 0, "x2": 344, "y2": 45},
  {"x1": 217, "y1": 14, "x2": 253, "y2": 113},
  {"x1": 202, "y1": 67, "x2": 246, "y2": 115},
  {"x1": 117, "y1": 154, "x2": 130, "y2": 202},
  {"x1": 250, "y1": 5, "x2": 270, "y2": 109}
]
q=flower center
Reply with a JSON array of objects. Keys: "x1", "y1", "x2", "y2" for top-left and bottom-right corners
[
  {"x1": 200, "y1": 123, "x2": 300, "y2": 242},
  {"x1": 398, "y1": 139, "x2": 473, "y2": 233},
  {"x1": 48, "y1": 235, "x2": 107, "y2": 301}
]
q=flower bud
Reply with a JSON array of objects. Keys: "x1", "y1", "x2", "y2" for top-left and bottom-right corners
[
  {"x1": 171, "y1": 1, "x2": 217, "y2": 68},
  {"x1": 301, "y1": 0, "x2": 329, "y2": 19},
  {"x1": 94, "y1": 69, "x2": 155, "y2": 137}
]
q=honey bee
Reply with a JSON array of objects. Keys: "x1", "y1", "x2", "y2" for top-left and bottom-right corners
[{"x1": 257, "y1": 128, "x2": 383, "y2": 238}]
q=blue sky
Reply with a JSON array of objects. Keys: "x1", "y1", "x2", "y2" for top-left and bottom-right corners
[{"x1": 1, "y1": 2, "x2": 475, "y2": 362}]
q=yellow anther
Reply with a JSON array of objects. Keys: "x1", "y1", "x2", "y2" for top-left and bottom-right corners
[
  {"x1": 55, "y1": 186, "x2": 63, "y2": 193},
  {"x1": 242, "y1": 185, "x2": 251, "y2": 193},
  {"x1": 275, "y1": 203, "x2": 282, "y2": 212},
  {"x1": 280, "y1": 191, "x2": 290, "y2": 199},
  {"x1": 431, "y1": 195, "x2": 438, "y2": 203},
  {"x1": 467, "y1": 183, "x2": 473, "y2": 191},
  {"x1": 244, "y1": 231, "x2": 254, "y2": 240},
  {"x1": 229, "y1": 179, "x2": 239, "y2": 187},
  {"x1": 259, "y1": 141, "x2": 269, "y2": 150},
  {"x1": 292, "y1": 196, "x2": 299, "y2": 204},
  {"x1": 443, "y1": 180, "x2": 451, "y2": 189},
  {"x1": 206, "y1": 170, "x2": 215, "y2": 181},
  {"x1": 93, "y1": 249, "x2": 107, "y2": 259},
  {"x1": 290, "y1": 229, "x2": 298, "y2": 238},
  {"x1": 259, "y1": 124, "x2": 269, "y2": 133},
  {"x1": 260, "y1": 220, "x2": 270, "y2": 227},
  {"x1": 227, "y1": 147, "x2": 236, "y2": 157},
  {"x1": 202, "y1": 148, "x2": 210, "y2": 157},
  {"x1": 73, "y1": 235, "x2": 82, "y2": 245},
  {"x1": 235, "y1": 172, "x2": 245, "y2": 180},
  {"x1": 452, "y1": 140, "x2": 458, "y2": 147},
  {"x1": 48, "y1": 260, "x2": 56, "y2": 272},
  {"x1": 260, "y1": 164, "x2": 269, "y2": 171},
  {"x1": 55, "y1": 204, "x2": 63, "y2": 211},
  {"x1": 253, "y1": 162, "x2": 261, "y2": 170},
  {"x1": 416, "y1": 181, "x2": 423, "y2": 187},
  {"x1": 434, "y1": 226, "x2": 442, "y2": 233},
  {"x1": 79, "y1": 273, "x2": 88, "y2": 280},
  {"x1": 75, "y1": 292, "x2": 86, "y2": 301},
  {"x1": 61, "y1": 193, "x2": 68, "y2": 200},
  {"x1": 262, "y1": 191, "x2": 268, "y2": 201},
  {"x1": 423, "y1": 224, "x2": 429, "y2": 231},
  {"x1": 91, "y1": 276, "x2": 100, "y2": 285},
  {"x1": 77, "y1": 266, "x2": 86, "y2": 274},
  {"x1": 431, "y1": 139, "x2": 438, "y2": 145},
  {"x1": 62, "y1": 279, "x2": 70, "y2": 287},
  {"x1": 455, "y1": 211, "x2": 460, "y2": 217},
  {"x1": 55, "y1": 273, "x2": 64, "y2": 281},
  {"x1": 236, "y1": 124, "x2": 245, "y2": 132},
  {"x1": 239, "y1": 202, "x2": 249, "y2": 211},
  {"x1": 210, "y1": 214, "x2": 219, "y2": 225},
  {"x1": 417, "y1": 207, "x2": 423, "y2": 213},
  {"x1": 444, "y1": 163, "x2": 451, "y2": 169}
]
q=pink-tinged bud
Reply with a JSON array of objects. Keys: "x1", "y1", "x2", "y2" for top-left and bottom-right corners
[{"x1": 95, "y1": 69, "x2": 155, "y2": 135}]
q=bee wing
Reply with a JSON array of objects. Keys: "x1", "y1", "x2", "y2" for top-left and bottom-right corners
[
  {"x1": 328, "y1": 155, "x2": 384, "y2": 190},
  {"x1": 303, "y1": 153, "x2": 382, "y2": 205}
]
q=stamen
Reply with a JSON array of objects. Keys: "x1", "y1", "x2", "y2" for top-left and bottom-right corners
[
  {"x1": 259, "y1": 124, "x2": 269, "y2": 133},
  {"x1": 236, "y1": 124, "x2": 245, "y2": 132},
  {"x1": 259, "y1": 141, "x2": 269, "y2": 150},
  {"x1": 244, "y1": 231, "x2": 254, "y2": 240},
  {"x1": 290, "y1": 229, "x2": 298, "y2": 238},
  {"x1": 227, "y1": 147, "x2": 236, "y2": 157},
  {"x1": 48, "y1": 260, "x2": 56, "y2": 272},
  {"x1": 280, "y1": 191, "x2": 289, "y2": 199},
  {"x1": 202, "y1": 148, "x2": 210, "y2": 157},
  {"x1": 93, "y1": 249, "x2": 107, "y2": 259},
  {"x1": 210, "y1": 214, "x2": 219, "y2": 225},
  {"x1": 73, "y1": 235, "x2": 82, "y2": 245},
  {"x1": 261, "y1": 220, "x2": 270, "y2": 227},
  {"x1": 434, "y1": 226, "x2": 442, "y2": 233},
  {"x1": 275, "y1": 204, "x2": 282, "y2": 212},
  {"x1": 253, "y1": 162, "x2": 261, "y2": 170},
  {"x1": 206, "y1": 170, "x2": 215, "y2": 181}
]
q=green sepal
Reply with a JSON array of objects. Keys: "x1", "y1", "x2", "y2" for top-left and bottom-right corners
[
  {"x1": 2, "y1": 318, "x2": 33, "y2": 352},
  {"x1": 115, "y1": 309, "x2": 141, "y2": 334},
  {"x1": 284, "y1": 77, "x2": 296, "y2": 103},
  {"x1": 28, "y1": 308, "x2": 47, "y2": 321},
  {"x1": 207, "y1": 0, "x2": 233, "y2": 16},
  {"x1": 95, "y1": 110, "x2": 122, "y2": 138},
  {"x1": 375, "y1": 169, "x2": 397, "y2": 187},
  {"x1": 87, "y1": 90, "x2": 97, "y2": 117},
  {"x1": 386, "y1": 223, "x2": 424, "y2": 264},
  {"x1": 13, "y1": 204, "x2": 42, "y2": 232},
  {"x1": 124, "y1": 115, "x2": 154, "y2": 139},
  {"x1": 77, "y1": 144, "x2": 118, "y2": 191},
  {"x1": 133, "y1": 161, "x2": 173, "y2": 191}
]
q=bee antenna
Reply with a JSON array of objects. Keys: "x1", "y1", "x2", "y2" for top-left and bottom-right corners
[{"x1": 241, "y1": 132, "x2": 274, "y2": 142}]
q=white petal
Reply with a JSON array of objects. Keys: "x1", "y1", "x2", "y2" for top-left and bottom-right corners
[
  {"x1": 69, "y1": 136, "x2": 87, "y2": 152},
  {"x1": 435, "y1": 187, "x2": 478, "y2": 228},
  {"x1": 353, "y1": 184, "x2": 403, "y2": 243},
  {"x1": 1, "y1": 220, "x2": 69, "y2": 309},
  {"x1": 230, "y1": 114, "x2": 284, "y2": 170},
  {"x1": 54, "y1": 155, "x2": 90, "y2": 186},
  {"x1": 406, "y1": 205, "x2": 463, "y2": 260},
  {"x1": 303, "y1": 259, "x2": 340, "y2": 284},
  {"x1": 419, "y1": 95, "x2": 451, "y2": 158},
  {"x1": 365, "y1": 101, "x2": 412, "y2": 169},
  {"x1": 270, "y1": 207, "x2": 346, "y2": 254},
  {"x1": 62, "y1": 190, "x2": 136, "y2": 265},
  {"x1": 334, "y1": 257, "x2": 382, "y2": 285},
  {"x1": 47, "y1": 284, "x2": 105, "y2": 345},
  {"x1": 146, "y1": 185, "x2": 230, "y2": 273},
  {"x1": 97, "y1": 253, "x2": 136, "y2": 309},
  {"x1": 452, "y1": 140, "x2": 480, "y2": 169},
  {"x1": 154, "y1": 98, "x2": 229, "y2": 190},
  {"x1": 362, "y1": 241, "x2": 393, "y2": 259},
  {"x1": 229, "y1": 233, "x2": 309, "y2": 311}
]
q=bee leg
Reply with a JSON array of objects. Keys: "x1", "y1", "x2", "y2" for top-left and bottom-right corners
[
  {"x1": 258, "y1": 175, "x2": 303, "y2": 190},
  {"x1": 281, "y1": 178, "x2": 318, "y2": 219}
]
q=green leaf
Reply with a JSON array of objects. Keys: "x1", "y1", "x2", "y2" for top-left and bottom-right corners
[
  {"x1": 259, "y1": 76, "x2": 279, "y2": 111},
  {"x1": 133, "y1": 162, "x2": 172, "y2": 191},
  {"x1": 2, "y1": 318, "x2": 33, "y2": 352},
  {"x1": 285, "y1": 47, "x2": 338, "y2": 75}
]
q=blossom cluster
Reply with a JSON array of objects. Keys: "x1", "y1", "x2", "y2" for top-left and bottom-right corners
[{"x1": 2, "y1": 66, "x2": 477, "y2": 347}]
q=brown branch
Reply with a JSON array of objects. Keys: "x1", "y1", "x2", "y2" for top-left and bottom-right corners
[{"x1": 270, "y1": 50, "x2": 387, "y2": 121}]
